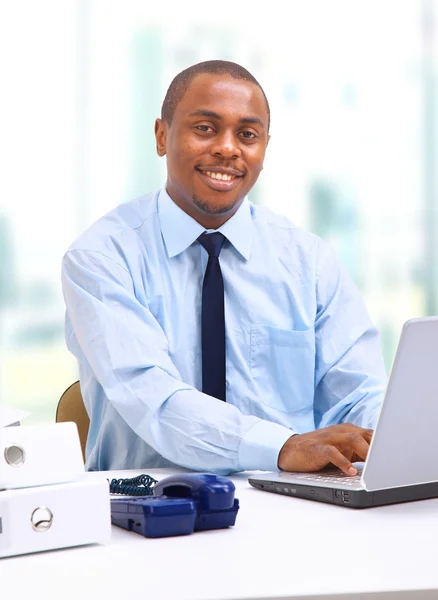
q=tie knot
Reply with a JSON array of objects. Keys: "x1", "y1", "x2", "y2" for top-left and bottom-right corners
[{"x1": 198, "y1": 232, "x2": 226, "y2": 258}]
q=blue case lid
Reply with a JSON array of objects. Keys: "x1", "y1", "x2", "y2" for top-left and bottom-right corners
[
  {"x1": 195, "y1": 498, "x2": 240, "y2": 530},
  {"x1": 153, "y1": 473, "x2": 236, "y2": 510},
  {"x1": 111, "y1": 495, "x2": 196, "y2": 516}
]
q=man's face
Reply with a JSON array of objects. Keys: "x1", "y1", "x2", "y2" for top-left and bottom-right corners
[{"x1": 155, "y1": 74, "x2": 270, "y2": 227}]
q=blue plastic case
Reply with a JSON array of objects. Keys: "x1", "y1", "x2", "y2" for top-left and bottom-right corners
[
  {"x1": 110, "y1": 473, "x2": 240, "y2": 538},
  {"x1": 153, "y1": 473, "x2": 240, "y2": 531},
  {"x1": 111, "y1": 496, "x2": 197, "y2": 538}
]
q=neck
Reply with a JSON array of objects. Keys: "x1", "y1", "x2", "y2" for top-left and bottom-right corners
[
  {"x1": 192, "y1": 210, "x2": 237, "y2": 230},
  {"x1": 166, "y1": 188, "x2": 244, "y2": 229}
]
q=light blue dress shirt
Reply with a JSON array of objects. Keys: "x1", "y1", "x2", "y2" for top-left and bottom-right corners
[{"x1": 62, "y1": 188, "x2": 386, "y2": 474}]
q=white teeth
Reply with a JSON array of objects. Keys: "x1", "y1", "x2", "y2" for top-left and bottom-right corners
[{"x1": 205, "y1": 171, "x2": 233, "y2": 181}]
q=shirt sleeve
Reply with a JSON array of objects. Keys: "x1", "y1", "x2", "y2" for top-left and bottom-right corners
[
  {"x1": 62, "y1": 249, "x2": 293, "y2": 474},
  {"x1": 313, "y1": 243, "x2": 387, "y2": 430}
]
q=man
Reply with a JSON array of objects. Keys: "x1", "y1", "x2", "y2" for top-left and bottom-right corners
[{"x1": 62, "y1": 60, "x2": 386, "y2": 475}]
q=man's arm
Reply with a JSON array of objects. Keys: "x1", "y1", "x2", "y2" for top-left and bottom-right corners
[
  {"x1": 277, "y1": 242, "x2": 386, "y2": 476},
  {"x1": 62, "y1": 248, "x2": 293, "y2": 474},
  {"x1": 313, "y1": 243, "x2": 387, "y2": 430}
]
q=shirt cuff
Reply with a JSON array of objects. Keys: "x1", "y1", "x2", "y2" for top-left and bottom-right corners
[{"x1": 238, "y1": 420, "x2": 296, "y2": 472}]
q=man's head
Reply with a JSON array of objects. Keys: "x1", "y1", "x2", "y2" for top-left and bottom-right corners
[{"x1": 155, "y1": 60, "x2": 270, "y2": 228}]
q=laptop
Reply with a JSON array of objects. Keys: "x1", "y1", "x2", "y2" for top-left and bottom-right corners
[{"x1": 249, "y1": 316, "x2": 438, "y2": 508}]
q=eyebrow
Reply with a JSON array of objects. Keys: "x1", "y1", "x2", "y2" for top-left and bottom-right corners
[{"x1": 188, "y1": 109, "x2": 265, "y2": 128}]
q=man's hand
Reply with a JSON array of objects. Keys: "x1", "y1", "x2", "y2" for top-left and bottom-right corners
[{"x1": 277, "y1": 424, "x2": 373, "y2": 476}]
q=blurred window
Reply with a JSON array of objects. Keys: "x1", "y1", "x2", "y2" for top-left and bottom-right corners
[{"x1": 1, "y1": 0, "x2": 437, "y2": 422}]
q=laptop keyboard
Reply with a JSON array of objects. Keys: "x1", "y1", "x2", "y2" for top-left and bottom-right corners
[{"x1": 291, "y1": 468, "x2": 363, "y2": 487}]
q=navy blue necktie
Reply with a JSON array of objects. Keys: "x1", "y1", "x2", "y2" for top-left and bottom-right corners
[{"x1": 198, "y1": 232, "x2": 226, "y2": 401}]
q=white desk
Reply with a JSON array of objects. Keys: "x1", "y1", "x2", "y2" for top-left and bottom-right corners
[{"x1": 1, "y1": 468, "x2": 438, "y2": 600}]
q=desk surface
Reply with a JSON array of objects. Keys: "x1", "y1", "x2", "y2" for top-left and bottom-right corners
[{"x1": 1, "y1": 468, "x2": 438, "y2": 600}]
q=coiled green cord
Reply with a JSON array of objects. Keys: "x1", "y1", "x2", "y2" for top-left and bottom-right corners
[{"x1": 109, "y1": 474, "x2": 158, "y2": 496}]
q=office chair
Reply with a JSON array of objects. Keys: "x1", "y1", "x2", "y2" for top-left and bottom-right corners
[{"x1": 56, "y1": 381, "x2": 90, "y2": 462}]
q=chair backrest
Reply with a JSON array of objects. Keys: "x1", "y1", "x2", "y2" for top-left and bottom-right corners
[{"x1": 56, "y1": 381, "x2": 90, "y2": 462}]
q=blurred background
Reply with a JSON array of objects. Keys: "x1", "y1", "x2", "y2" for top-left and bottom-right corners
[{"x1": 1, "y1": 0, "x2": 437, "y2": 423}]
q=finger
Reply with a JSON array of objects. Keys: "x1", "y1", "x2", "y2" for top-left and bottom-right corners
[
  {"x1": 342, "y1": 426, "x2": 373, "y2": 445},
  {"x1": 363, "y1": 429, "x2": 374, "y2": 443},
  {"x1": 338, "y1": 423, "x2": 373, "y2": 437},
  {"x1": 325, "y1": 445, "x2": 357, "y2": 476},
  {"x1": 348, "y1": 434, "x2": 371, "y2": 461},
  {"x1": 338, "y1": 423, "x2": 364, "y2": 432}
]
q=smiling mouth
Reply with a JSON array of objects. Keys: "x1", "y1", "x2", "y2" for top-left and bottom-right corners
[
  {"x1": 196, "y1": 168, "x2": 244, "y2": 191},
  {"x1": 203, "y1": 170, "x2": 237, "y2": 181}
]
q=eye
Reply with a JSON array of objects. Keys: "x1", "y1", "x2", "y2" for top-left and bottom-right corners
[
  {"x1": 240, "y1": 130, "x2": 257, "y2": 140},
  {"x1": 196, "y1": 125, "x2": 214, "y2": 133}
]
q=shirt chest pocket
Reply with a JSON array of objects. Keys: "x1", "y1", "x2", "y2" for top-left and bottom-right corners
[{"x1": 249, "y1": 325, "x2": 315, "y2": 413}]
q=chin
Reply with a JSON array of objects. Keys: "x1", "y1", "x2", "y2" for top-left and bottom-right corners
[{"x1": 193, "y1": 194, "x2": 241, "y2": 216}]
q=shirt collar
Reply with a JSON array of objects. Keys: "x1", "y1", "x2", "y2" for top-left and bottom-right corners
[{"x1": 158, "y1": 188, "x2": 253, "y2": 261}]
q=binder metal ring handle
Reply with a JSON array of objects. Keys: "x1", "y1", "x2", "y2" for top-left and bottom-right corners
[
  {"x1": 31, "y1": 507, "x2": 53, "y2": 532},
  {"x1": 4, "y1": 445, "x2": 25, "y2": 467}
]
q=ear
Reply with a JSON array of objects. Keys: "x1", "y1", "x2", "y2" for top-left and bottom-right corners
[
  {"x1": 259, "y1": 134, "x2": 270, "y2": 171},
  {"x1": 155, "y1": 118, "x2": 168, "y2": 157}
]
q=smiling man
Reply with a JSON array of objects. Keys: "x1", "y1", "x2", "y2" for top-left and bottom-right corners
[
  {"x1": 156, "y1": 71, "x2": 269, "y2": 227},
  {"x1": 62, "y1": 60, "x2": 386, "y2": 475}
]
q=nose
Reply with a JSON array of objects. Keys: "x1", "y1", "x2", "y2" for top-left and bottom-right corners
[{"x1": 210, "y1": 130, "x2": 241, "y2": 159}]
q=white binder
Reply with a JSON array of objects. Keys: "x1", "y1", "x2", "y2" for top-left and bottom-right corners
[
  {"x1": 0, "y1": 422, "x2": 84, "y2": 490},
  {"x1": 0, "y1": 478, "x2": 111, "y2": 557}
]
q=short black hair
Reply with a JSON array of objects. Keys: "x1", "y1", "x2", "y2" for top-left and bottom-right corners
[{"x1": 161, "y1": 60, "x2": 270, "y2": 129}]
